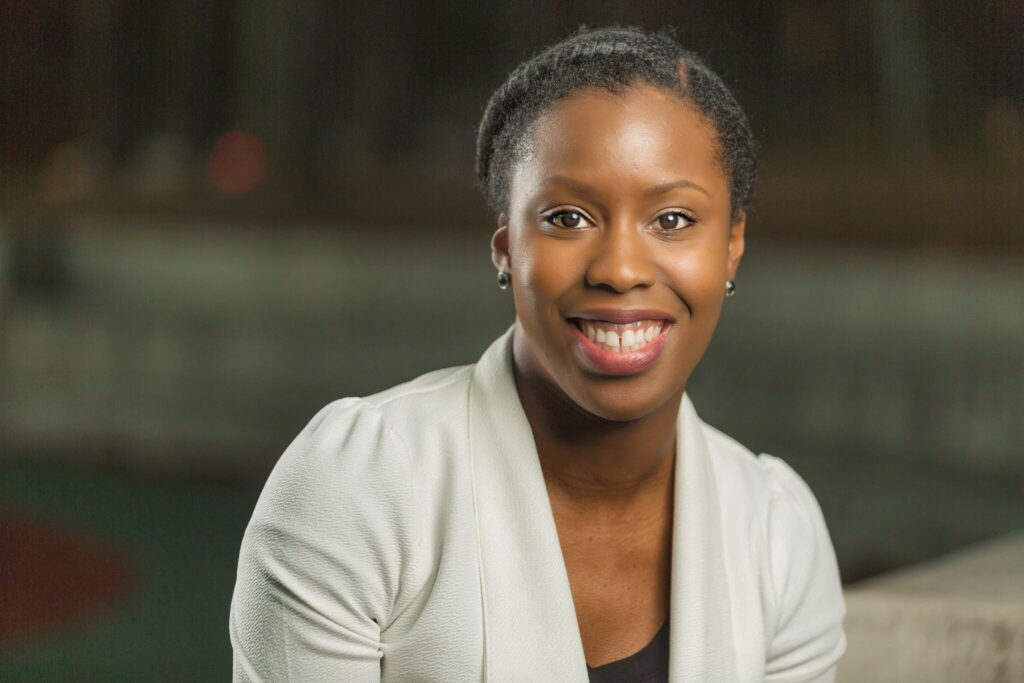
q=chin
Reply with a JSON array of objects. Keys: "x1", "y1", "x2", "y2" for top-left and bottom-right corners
[{"x1": 565, "y1": 378, "x2": 680, "y2": 423}]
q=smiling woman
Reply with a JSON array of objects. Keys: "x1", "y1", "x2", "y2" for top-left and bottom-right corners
[
  {"x1": 495, "y1": 84, "x2": 742, "y2": 424},
  {"x1": 230, "y1": 25, "x2": 846, "y2": 683}
]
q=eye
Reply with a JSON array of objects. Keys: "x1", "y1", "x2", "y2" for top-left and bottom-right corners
[
  {"x1": 543, "y1": 209, "x2": 594, "y2": 230},
  {"x1": 653, "y1": 211, "x2": 696, "y2": 232}
]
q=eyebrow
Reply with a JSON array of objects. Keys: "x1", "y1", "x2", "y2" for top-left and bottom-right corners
[
  {"x1": 645, "y1": 178, "x2": 709, "y2": 197},
  {"x1": 541, "y1": 175, "x2": 709, "y2": 199}
]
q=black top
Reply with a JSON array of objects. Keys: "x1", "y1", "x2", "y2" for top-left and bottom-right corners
[{"x1": 586, "y1": 619, "x2": 670, "y2": 683}]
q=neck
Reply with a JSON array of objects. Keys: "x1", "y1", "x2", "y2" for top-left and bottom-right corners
[{"x1": 511, "y1": 347, "x2": 680, "y2": 519}]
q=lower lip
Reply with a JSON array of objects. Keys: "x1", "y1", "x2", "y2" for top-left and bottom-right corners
[{"x1": 566, "y1": 319, "x2": 672, "y2": 376}]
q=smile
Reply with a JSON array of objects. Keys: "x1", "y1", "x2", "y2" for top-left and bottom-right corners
[
  {"x1": 575, "y1": 319, "x2": 664, "y2": 353},
  {"x1": 566, "y1": 317, "x2": 672, "y2": 375}
]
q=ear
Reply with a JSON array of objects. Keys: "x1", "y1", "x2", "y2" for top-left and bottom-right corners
[
  {"x1": 490, "y1": 213, "x2": 511, "y2": 273},
  {"x1": 727, "y1": 211, "x2": 746, "y2": 280}
]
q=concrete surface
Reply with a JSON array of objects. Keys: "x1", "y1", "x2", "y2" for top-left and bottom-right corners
[{"x1": 840, "y1": 532, "x2": 1024, "y2": 683}]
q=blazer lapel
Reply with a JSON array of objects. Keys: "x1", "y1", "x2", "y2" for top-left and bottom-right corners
[
  {"x1": 469, "y1": 324, "x2": 737, "y2": 682},
  {"x1": 669, "y1": 395, "x2": 738, "y2": 681},
  {"x1": 469, "y1": 324, "x2": 589, "y2": 680}
]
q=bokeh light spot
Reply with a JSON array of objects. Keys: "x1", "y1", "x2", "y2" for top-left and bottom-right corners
[{"x1": 207, "y1": 130, "x2": 268, "y2": 195}]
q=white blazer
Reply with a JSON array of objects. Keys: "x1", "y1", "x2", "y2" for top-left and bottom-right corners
[{"x1": 230, "y1": 324, "x2": 847, "y2": 682}]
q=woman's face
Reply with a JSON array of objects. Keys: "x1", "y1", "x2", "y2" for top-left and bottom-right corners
[{"x1": 491, "y1": 82, "x2": 745, "y2": 422}]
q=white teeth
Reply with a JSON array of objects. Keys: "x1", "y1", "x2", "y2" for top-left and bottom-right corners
[{"x1": 577, "y1": 319, "x2": 667, "y2": 353}]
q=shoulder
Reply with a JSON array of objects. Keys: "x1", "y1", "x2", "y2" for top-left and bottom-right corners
[
  {"x1": 232, "y1": 367, "x2": 479, "y2": 678},
  {"x1": 703, "y1": 423, "x2": 837, "y2": 582},
  {"x1": 359, "y1": 362, "x2": 474, "y2": 429},
  {"x1": 699, "y1": 421, "x2": 847, "y2": 679},
  {"x1": 245, "y1": 395, "x2": 421, "y2": 570},
  {"x1": 261, "y1": 362, "x2": 474, "y2": 515},
  {"x1": 699, "y1": 422, "x2": 804, "y2": 514},
  {"x1": 327, "y1": 362, "x2": 476, "y2": 478},
  {"x1": 700, "y1": 421, "x2": 831, "y2": 528},
  {"x1": 273, "y1": 362, "x2": 474, "y2": 475},
  {"x1": 699, "y1": 419, "x2": 840, "y2": 580},
  {"x1": 248, "y1": 361, "x2": 477, "y2": 546},
  {"x1": 238, "y1": 365, "x2": 476, "y2": 627}
]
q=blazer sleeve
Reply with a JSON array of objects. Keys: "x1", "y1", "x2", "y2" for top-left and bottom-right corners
[
  {"x1": 229, "y1": 398, "x2": 422, "y2": 682},
  {"x1": 761, "y1": 455, "x2": 848, "y2": 683}
]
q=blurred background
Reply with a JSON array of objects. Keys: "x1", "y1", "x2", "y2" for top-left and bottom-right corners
[{"x1": 1, "y1": 1, "x2": 1021, "y2": 680}]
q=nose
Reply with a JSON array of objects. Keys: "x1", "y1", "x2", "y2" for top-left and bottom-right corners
[{"x1": 584, "y1": 219, "x2": 657, "y2": 293}]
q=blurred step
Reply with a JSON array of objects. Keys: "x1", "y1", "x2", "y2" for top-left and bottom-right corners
[{"x1": 839, "y1": 532, "x2": 1024, "y2": 682}]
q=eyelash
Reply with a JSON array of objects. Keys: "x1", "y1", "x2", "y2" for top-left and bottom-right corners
[{"x1": 541, "y1": 209, "x2": 697, "y2": 232}]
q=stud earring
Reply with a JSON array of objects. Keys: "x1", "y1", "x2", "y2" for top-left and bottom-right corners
[
  {"x1": 725, "y1": 279, "x2": 736, "y2": 297},
  {"x1": 497, "y1": 271, "x2": 510, "y2": 290}
]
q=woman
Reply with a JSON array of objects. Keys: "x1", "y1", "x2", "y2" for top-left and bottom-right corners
[{"x1": 230, "y1": 25, "x2": 847, "y2": 682}]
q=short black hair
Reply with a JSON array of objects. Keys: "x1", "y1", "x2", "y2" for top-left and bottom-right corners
[{"x1": 475, "y1": 25, "x2": 757, "y2": 224}]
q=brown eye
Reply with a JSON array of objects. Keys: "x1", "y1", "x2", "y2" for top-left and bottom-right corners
[
  {"x1": 656, "y1": 212, "x2": 694, "y2": 231},
  {"x1": 547, "y1": 210, "x2": 590, "y2": 229}
]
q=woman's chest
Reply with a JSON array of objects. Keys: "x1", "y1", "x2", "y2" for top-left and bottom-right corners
[
  {"x1": 554, "y1": 513, "x2": 673, "y2": 668},
  {"x1": 377, "y1": 473, "x2": 771, "y2": 682}
]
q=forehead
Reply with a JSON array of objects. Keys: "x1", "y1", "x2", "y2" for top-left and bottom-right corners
[{"x1": 512, "y1": 84, "x2": 727, "y2": 200}]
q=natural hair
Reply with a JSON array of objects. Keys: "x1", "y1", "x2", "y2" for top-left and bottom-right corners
[{"x1": 475, "y1": 25, "x2": 757, "y2": 224}]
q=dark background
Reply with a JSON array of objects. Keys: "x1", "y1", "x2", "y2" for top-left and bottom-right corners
[
  {"x1": 1, "y1": 2, "x2": 1022, "y2": 680},
  {"x1": 3, "y1": 1, "x2": 1022, "y2": 246}
]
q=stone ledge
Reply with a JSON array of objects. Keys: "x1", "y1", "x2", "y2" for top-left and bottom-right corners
[{"x1": 839, "y1": 532, "x2": 1024, "y2": 683}]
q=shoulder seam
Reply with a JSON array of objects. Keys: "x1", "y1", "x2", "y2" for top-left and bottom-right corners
[
  {"x1": 305, "y1": 396, "x2": 362, "y2": 439},
  {"x1": 377, "y1": 419, "x2": 426, "y2": 632},
  {"x1": 313, "y1": 395, "x2": 430, "y2": 632},
  {"x1": 363, "y1": 365, "x2": 473, "y2": 408}
]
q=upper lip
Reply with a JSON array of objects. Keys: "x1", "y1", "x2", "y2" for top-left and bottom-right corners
[{"x1": 568, "y1": 308, "x2": 676, "y2": 324}]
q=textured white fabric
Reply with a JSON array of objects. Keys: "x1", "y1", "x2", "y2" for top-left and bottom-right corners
[{"x1": 230, "y1": 324, "x2": 847, "y2": 681}]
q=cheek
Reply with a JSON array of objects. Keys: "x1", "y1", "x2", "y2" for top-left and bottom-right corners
[
  {"x1": 511, "y1": 232, "x2": 575, "y2": 304},
  {"x1": 665, "y1": 244, "x2": 729, "y2": 304}
]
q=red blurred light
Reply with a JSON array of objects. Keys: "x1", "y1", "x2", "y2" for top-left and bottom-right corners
[{"x1": 207, "y1": 130, "x2": 268, "y2": 194}]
